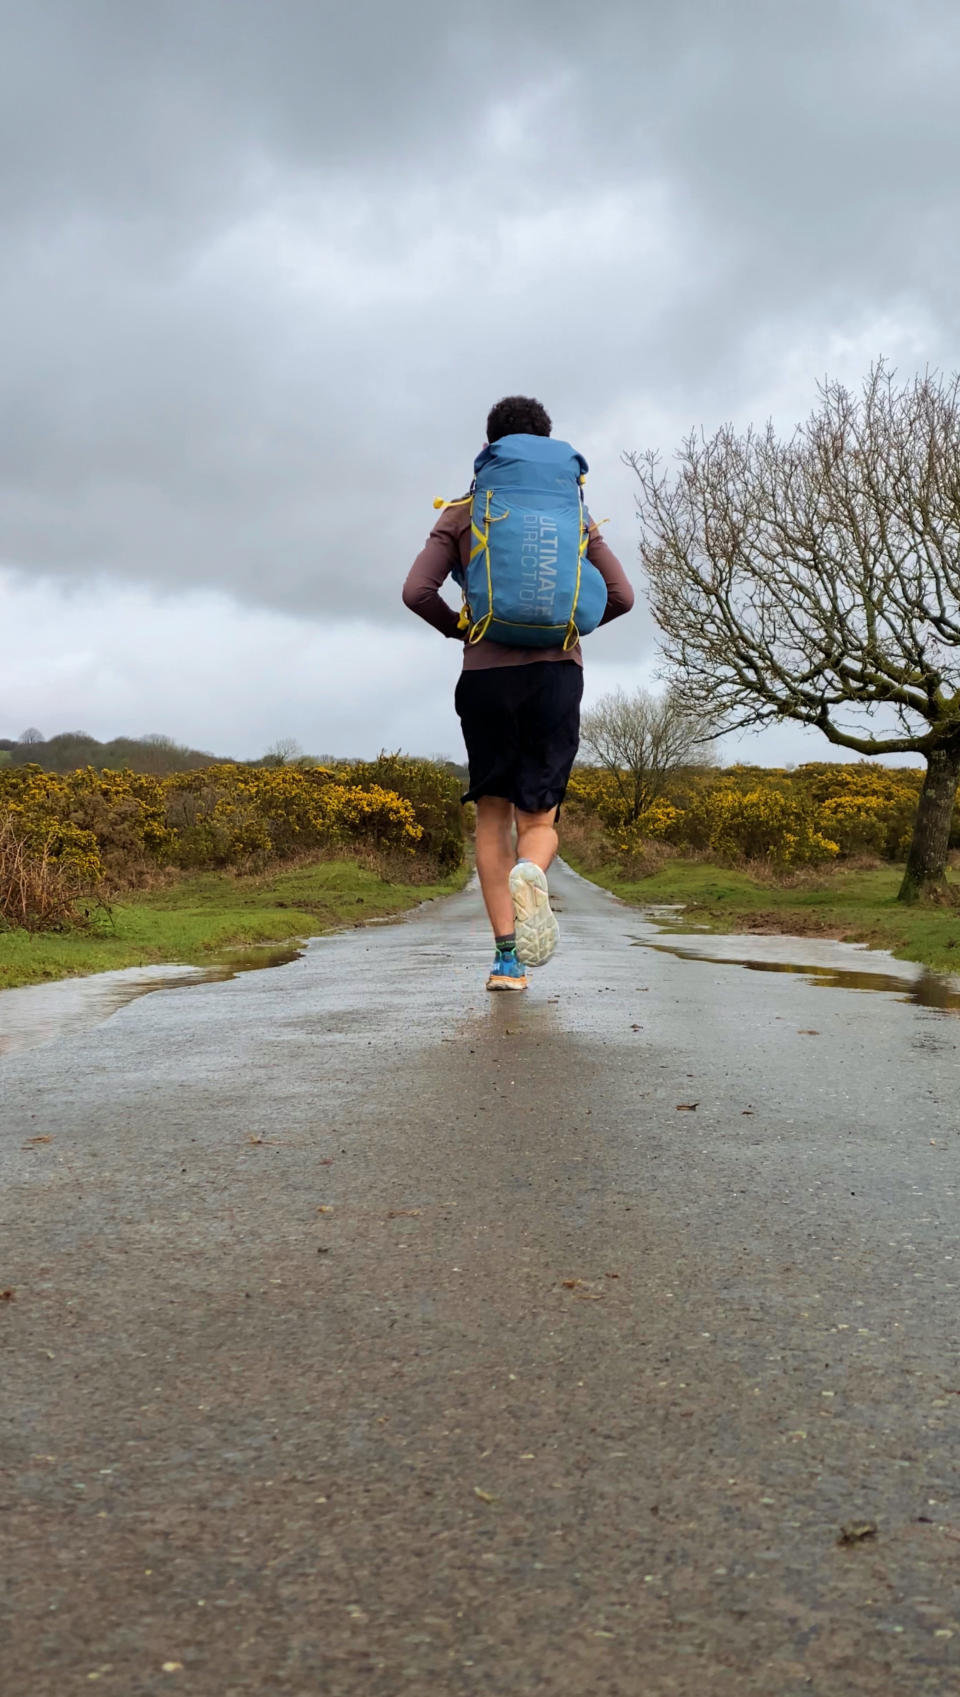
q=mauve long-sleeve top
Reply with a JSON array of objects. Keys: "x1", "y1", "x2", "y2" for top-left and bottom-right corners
[{"x1": 403, "y1": 500, "x2": 635, "y2": 670}]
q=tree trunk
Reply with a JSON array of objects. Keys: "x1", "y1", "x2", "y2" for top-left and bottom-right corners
[
  {"x1": 630, "y1": 775, "x2": 652, "y2": 824},
  {"x1": 898, "y1": 746, "x2": 960, "y2": 903}
]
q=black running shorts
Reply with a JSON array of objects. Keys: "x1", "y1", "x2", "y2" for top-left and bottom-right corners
[{"x1": 454, "y1": 660, "x2": 584, "y2": 815}]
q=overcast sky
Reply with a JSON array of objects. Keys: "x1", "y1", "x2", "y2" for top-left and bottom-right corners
[{"x1": 2, "y1": 0, "x2": 959, "y2": 762}]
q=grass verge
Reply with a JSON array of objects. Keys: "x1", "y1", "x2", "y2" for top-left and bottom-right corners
[
  {"x1": 0, "y1": 859, "x2": 469, "y2": 991},
  {"x1": 566, "y1": 857, "x2": 960, "y2": 977}
]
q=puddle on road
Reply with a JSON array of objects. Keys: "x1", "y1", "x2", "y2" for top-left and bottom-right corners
[
  {"x1": 632, "y1": 936, "x2": 960, "y2": 1012},
  {"x1": 0, "y1": 942, "x2": 304, "y2": 1059}
]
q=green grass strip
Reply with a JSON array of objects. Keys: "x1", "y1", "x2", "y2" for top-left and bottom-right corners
[
  {"x1": 0, "y1": 859, "x2": 468, "y2": 991},
  {"x1": 569, "y1": 858, "x2": 960, "y2": 977}
]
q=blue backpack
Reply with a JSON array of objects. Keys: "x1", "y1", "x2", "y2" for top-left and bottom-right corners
[{"x1": 435, "y1": 434, "x2": 608, "y2": 649}]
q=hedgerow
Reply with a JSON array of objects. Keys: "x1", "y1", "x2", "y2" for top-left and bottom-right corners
[
  {"x1": 0, "y1": 758, "x2": 463, "y2": 930},
  {"x1": 565, "y1": 761, "x2": 934, "y2": 874}
]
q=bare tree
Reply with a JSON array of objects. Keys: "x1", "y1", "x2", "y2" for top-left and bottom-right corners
[
  {"x1": 262, "y1": 737, "x2": 304, "y2": 768},
  {"x1": 18, "y1": 727, "x2": 44, "y2": 744},
  {"x1": 629, "y1": 364, "x2": 960, "y2": 902},
  {"x1": 579, "y1": 686, "x2": 710, "y2": 822}
]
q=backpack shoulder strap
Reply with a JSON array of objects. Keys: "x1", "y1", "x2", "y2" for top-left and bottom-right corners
[{"x1": 430, "y1": 488, "x2": 477, "y2": 634}]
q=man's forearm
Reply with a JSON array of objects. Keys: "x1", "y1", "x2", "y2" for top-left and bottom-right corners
[
  {"x1": 401, "y1": 578, "x2": 463, "y2": 639},
  {"x1": 589, "y1": 535, "x2": 635, "y2": 626},
  {"x1": 402, "y1": 533, "x2": 464, "y2": 638}
]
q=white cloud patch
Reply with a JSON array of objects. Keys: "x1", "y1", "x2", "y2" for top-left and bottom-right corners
[
  {"x1": 0, "y1": 572, "x2": 466, "y2": 759},
  {"x1": 2, "y1": 0, "x2": 960, "y2": 760}
]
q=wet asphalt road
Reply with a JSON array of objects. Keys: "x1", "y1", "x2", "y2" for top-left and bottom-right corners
[{"x1": 2, "y1": 862, "x2": 960, "y2": 1697}]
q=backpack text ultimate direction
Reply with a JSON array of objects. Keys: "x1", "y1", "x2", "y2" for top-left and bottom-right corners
[{"x1": 435, "y1": 434, "x2": 608, "y2": 649}]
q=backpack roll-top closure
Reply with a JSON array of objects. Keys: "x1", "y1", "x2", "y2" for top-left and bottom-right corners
[{"x1": 473, "y1": 434, "x2": 588, "y2": 495}]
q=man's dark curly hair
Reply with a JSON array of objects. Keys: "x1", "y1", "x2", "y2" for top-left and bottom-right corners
[{"x1": 486, "y1": 395, "x2": 552, "y2": 443}]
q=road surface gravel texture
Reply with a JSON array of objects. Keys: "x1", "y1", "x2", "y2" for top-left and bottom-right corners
[{"x1": 2, "y1": 863, "x2": 959, "y2": 1697}]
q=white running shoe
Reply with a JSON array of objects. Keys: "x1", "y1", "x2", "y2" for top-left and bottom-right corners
[{"x1": 509, "y1": 860, "x2": 559, "y2": 967}]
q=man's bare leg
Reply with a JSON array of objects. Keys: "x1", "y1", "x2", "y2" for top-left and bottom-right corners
[
  {"x1": 474, "y1": 795, "x2": 516, "y2": 939},
  {"x1": 515, "y1": 806, "x2": 559, "y2": 872}
]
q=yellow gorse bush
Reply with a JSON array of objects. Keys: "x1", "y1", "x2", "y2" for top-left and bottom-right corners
[
  {"x1": 566, "y1": 759, "x2": 927, "y2": 872},
  {"x1": 164, "y1": 767, "x2": 424, "y2": 869},
  {"x1": 0, "y1": 757, "x2": 459, "y2": 930},
  {"x1": 0, "y1": 814, "x2": 104, "y2": 929},
  {"x1": 316, "y1": 782, "x2": 422, "y2": 845},
  {"x1": 681, "y1": 788, "x2": 839, "y2": 867},
  {"x1": 613, "y1": 799, "x2": 682, "y2": 858},
  {"x1": 566, "y1": 768, "x2": 633, "y2": 828}
]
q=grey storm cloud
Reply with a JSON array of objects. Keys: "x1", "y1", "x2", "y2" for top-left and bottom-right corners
[{"x1": 2, "y1": 0, "x2": 960, "y2": 642}]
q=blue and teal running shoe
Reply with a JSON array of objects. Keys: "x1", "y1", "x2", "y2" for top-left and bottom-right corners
[{"x1": 486, "y1": 947, "x2": 528, "y2": 993}]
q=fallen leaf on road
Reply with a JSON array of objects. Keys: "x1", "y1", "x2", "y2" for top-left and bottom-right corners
[
  {"x1": 23, "y1": 1135, "x2": 52, "y2": 1146},
  {"x1": 837, "y1": 1520, "x2": 878, "y2": 1544},
  {"x1": 0, "y1": 1289, "x2": 14, "y2": 1301},
  {"x1": 473, "y1": 1487, "x2": 495, "y2": 1503},
  {"x1": 676, "y1": 1103, "x2": 698, "y2": 1111},
  {"x1": 316, "y1": 1205, "x2": 334, "y2": 1214},
  {"x1": 630, "y1": 1024, "x2": 642, "y2": 1031},
  {"x1": 386, "y1": 1209, "x2": 422, "y2": 1219},
  {"x1": 560, "y1": 1278, "x2": 604, "y2": 1299},
  {"x1": 799, "y1": 1030, "x2": 820, "y2": 1036}
]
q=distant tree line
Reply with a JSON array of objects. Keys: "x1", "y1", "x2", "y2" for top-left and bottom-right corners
[
  {"x1": 0, "y1": 729, "x2": 471, "y2": 786},
  {"x1": 0, "y1": 730, "x2": 226, "y2": 776}
]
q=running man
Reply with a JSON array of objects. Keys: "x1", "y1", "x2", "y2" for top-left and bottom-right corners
[{"x1": 403, "y1": 395, "x2": 634, "y2": 992}]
